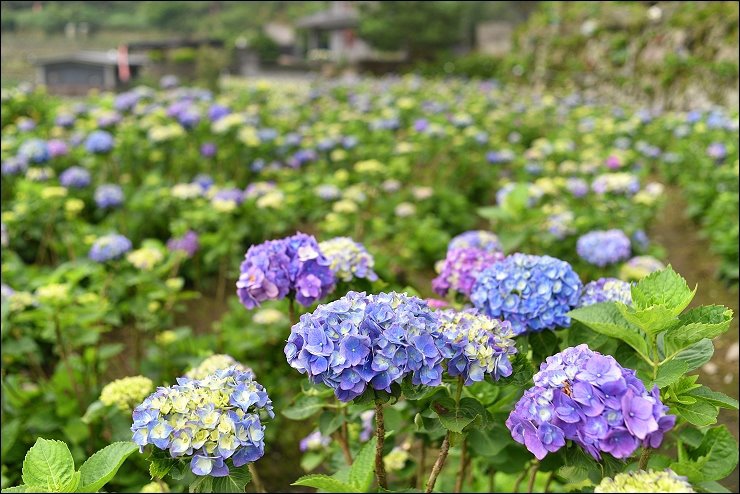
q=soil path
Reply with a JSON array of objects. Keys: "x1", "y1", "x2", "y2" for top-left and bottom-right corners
[{"x1": 649, "y1": 183, "x2": 739, "y2": 491}]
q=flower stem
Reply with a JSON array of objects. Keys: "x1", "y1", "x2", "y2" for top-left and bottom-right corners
[
  {"x1": 374, "y1": 399, "x2": 388, "y2": 489},
  {"x1": 248, "y1": 463, "x2": 265, "y2": 493},
  {"x1": 512, "y1": 465, "x2": 528, "y2": 493},
  {"x1": 416, "y1": 437, "x2": 427, "y2": 490},
  {"x1": 454, "y1": 438, "x2": 467, "y2": 492},
  {"x1": 53, "y1": 313, "x2": 84, "y2": 412},
  {"x1": 544, "y1": 472, "x2": 554, "y2": 493},
  {"x1": 639, "y1": 447, "x2": 652, "y2": 470},
  {"x1": 488, "y1": 468, "x2": 496, "y2": 493},
  {"x1": 425, "y1": 433, "x2": 450, "y2": 493},
  {"x1": 526, "y1": 461, "x2": 539, "y2": 493},
  {"x1": 337, "y1": 402, "x2": 353, "y2": 465}
]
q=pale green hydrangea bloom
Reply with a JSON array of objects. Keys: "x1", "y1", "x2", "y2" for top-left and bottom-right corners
[
  {"x1": 100, "y1": 376, "x2": 154, "y2": 412},
  {"x1": 184, "y1": 354, "x2": 254, "y2": 380},
  {"x1": 595, "y1": 470, "x2": 694, "y2": 493}
]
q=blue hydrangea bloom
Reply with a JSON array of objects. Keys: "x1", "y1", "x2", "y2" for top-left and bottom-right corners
[
  {"x1": 131, "y1": 367, "x2": 273, "y2": 477},
  {"x1": 577, "y1": 230, "x2": 631, "y2": 267},
  {"x1": 18, "y1": 139, "x2": 50, "y2": 164},
  {"x1": 88, "y1": 234, "x2": 132, "y2": 262},
  {"x1": 506, "y1": 344, "x2": 674, "y2": 461},
  {"x1": 471, "y1": 253, "x2": 582, "y2": 335},
  {"x1": 448, "y1": 230, "x2": 503, "y2": 254},
  {"x1": 437, "y1": 309, "x2": 517, "y2": 385},
  {"x1": 59, "y1": 166, "x2": 91, "y2": 188},
  {"x1": 1, "y1": 157, "x2": 28, "y2": 176},
  {"x1": 85, "y1": 130, "x2": 114, "y2": 154},
  {"x1": 579, "y1": 278, "x2": 633, "y2": 307},
  {"x1": 285, "y1": 291, "x2": 445, "y2": 401},
  {"x1": 237, "y1": 233, "x2": 335, "y2": 309},
  {"x1": 94, "y1": 184, "x2": 125, "y2": 209}
]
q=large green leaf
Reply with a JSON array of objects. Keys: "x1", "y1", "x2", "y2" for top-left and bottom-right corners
[
  {"x1": 567, "y1": 303, "x2": 649, "y2": 359},
  {"x1": 467, "y1": 427, "x2": 509, "y2": 457},
  {"x1": 21, "y1": 438, "x2": 76, "y2": 492},
  {"x1": 432, "y1": 397, "x2": 482, "y2": 433},
  {"x1": 349, "y1": 437, "x2": 377, "y2": 491},
  {"x1": 211, "y1": 469, "x2": 252, "y2": 493},
  {"x1": 292, "y1": 474, "x2": 356, "y2": 492},
  {"x1": 630, "y1": 266, "x2": 695, "y2": 315},
  {"x1": 77, "y1": 441, "x2": 137, "y2": 493},
  {"x1": 652, "y1": 359, "x2": 688, "y2": 389},
  {"x1": 665, "y1": 305, "x2": 733, "y2": 353},
  {"x1": 671, "y1": 400, "x2": 718, "y2": 427},
  {"x1": 688, "y1": 387, "x2": 739, "y2": 410},
  {"x1": 616, "y1": 303, "x2": 679, "y2": 336},
  {"x1": 673, "y1": 338, "x2": 714, "y2": 372},
  {"x1": 671, "y1": 426, "x2": 739, "y2": 482},
  {"x1": 1, "y1": 486, "x2": 29, "y2": 493},
  {"x1": 1, "y1": 419, "x2": 20, "y2": 458},
  {"x1": 282, "y1": 395, "x2": 326, "y2": 420}
]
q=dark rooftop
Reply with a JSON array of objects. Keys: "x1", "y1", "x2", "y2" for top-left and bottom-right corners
[
  {"x1": 295, "y1": 8, "x2": 358, "y2": 30},
  {"x1": 126, "y1": 38, "x2": 224, "y2": 50},
  {"x1": 34, "y1": 51, "x2": 148, "y2": 66}
]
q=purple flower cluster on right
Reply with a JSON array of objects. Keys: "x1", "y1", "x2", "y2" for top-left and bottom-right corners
[{"x1": 506, "y1": 344, "x2": 675, "y2": 461}]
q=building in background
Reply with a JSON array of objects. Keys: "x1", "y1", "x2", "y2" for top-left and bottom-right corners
[{"x1": 35, "y1": 50, "x2": 146, "y2": 95}]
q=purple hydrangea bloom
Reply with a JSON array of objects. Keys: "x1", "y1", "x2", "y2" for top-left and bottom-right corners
[
  {"x1": 18, "y1": 139, "x2": 50, "y2": 164},
  {"x1": 448, "y1": 230, "x2": 503, "y2": 254},
  {"x1": 94, "y1": 184, "x2": 125, "y2": 209},
  {"x1": 631, "y1": 230, "x2": 649, "y2": 251},
  {"x1": 208, "y1": 104, "x2": 230, "y2": 122},
  {"x1": 577, "y1": 230, "x2": 631, "y2": 267},
  {"x1": 59, "y1": 166, "x2": 91, "y2": 188},
  {"x1": 237, "y1": 233, "x2": 335, "y2": 309},
  {"x1": 200, "y1": 142, "x2": 217, "y2": 158},
  {"x1": 359, "y1": 410, "x2": 375, "y2": 442},
  {"x1": 85, "y1": 130, "x2": 114, "y2": 154},
  {"x1": 193, "y1": 174, "x2": 214, "y2": 192},
  {"x1": 55, "y1": 113, "x2": 76, "y2": 128},
  {"x1": 438, "y1": 309, "x2": 517, "y2": 385},
  {"x1": 486, "y1": 150, "x2": 514, "y2": 164},
  {"x1": 1, "y1": 156, "x2": 28, "y2": 176},
  {"x1": 167, "y1": 231, "x2": 200, "y2": 258},
  {"x1": 507, "y1": 344, "x2": 674, "y2": 461},
  {"x1": 131, "y1": 367, "x2": 273, "y2": 477},
  {"x1": 47, "y1": 139, "x2": 69, "y2": 158},
  {"x1": 471, "y1": 253, "x2": 582, "y2": 335},
  {"x1": 707, "y1": 142, "x2": 727, "y2": 162},
  {"x1": 566, "y1": 178, "x2": 589, "y2": 198},
  {"x1": 579, "y1": 278, "x2": 632, "y2": 307},
  {"x1": 299, "y1": 430, "x2": 332, "y2": 452},
  {"x1": 284, "y1": 291, "x2": 444, "y2": 401},
  {"x1": 88, "y1": 233, "x2": 132, "y2": 262},
  {"x1": 114, "y1": 91, "x2": 140, "y2": 112},
  {"x1": 432, "y1": 247, "x2": 504, "y2": 298}
]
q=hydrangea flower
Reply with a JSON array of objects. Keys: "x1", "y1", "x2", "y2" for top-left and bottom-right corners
[
  {"x1": 47, "y1": 139, "x2": 69, "y2": 158},
  {"x1": 1, "y1": 156, "x2": 28, "y2": 176},
  {"x1": 100, "y1": 376, "x2": 154, "y2": 412},
  {"x1": 237, "y1": 233, "x2": 335, "y2": 309},
  {"x1": 383, "y1": 446, "x2": 410, "y2": 472},
  {"x1": 318, "y1": 237, "x2": 378, "y2": 282},
  {"x1": 506, "y1": 344, "x2": 674, "y2": 461},
  {"x1": 185, "y1": 355, "x2": 255, "y2": 381},
  {"x1": 577, "y1": 230, "x2": 631, "y2": 267},
  {"x1": 285, "y1": 291, "x2": 444, "y2": 401},
  {"x1": 595, "y1": 470, "x2": 694, "y2": 493},
  {"x1": 1, "y1": 222, "x2": 7, "y2": 248},
  {"x1": 579, "y1": 278, "x2": 632, "y2": 307},
  {"x1": 59, "y1": 166, "x2": 91, "y2": 188},
  {"x1": 94, "y1": 184, "x2": 124, "y2": 209},
  {"x1": 85, "y1": 130, "x2": 114, "y2": 154},
  {"x1": 432, "y1": 247, "x2": 504, "y2": 297},
  {"x1": 448, "y1": 230, "x2": 503, "y2": 254},
  {"x1": 167, "y1": 231, "x2": 199, "y2": 258},
  {"x1": 18, "y1": 138, "x2": 50, "y2": 164},
  {"x1": 140, "y1": 481, "x2": 170, "y2": 493},
  {"x1": 131, "y1": 367, "x2": 273, "y2": 476},
  {"x1": 89, "y1": 234, "x2": 132, "y2": 262},
  {"x1": 299, "y1": 430, "x2": 332, "y2": 452},
  {"x1": 619, "y1": 256, "x2": 666, "y2": 281},
  {"x1": 200, "y1": 143, "x2": 217, "y2": 158},
  {"x1": 437, "y1": 309, "x2": 517, "y2": 384},
  {"x1": 359, "y1": 410, "x2": 375, "y2": 442},
  {"x1": 471, "y1": 254, "x2": 582, "y2": 335},
  {"x1": 592, "y1": 173, "x2": 640, "y2": 196},
  {"x1": 127, "y1": 247, "x2": 164, "y2": 271}
]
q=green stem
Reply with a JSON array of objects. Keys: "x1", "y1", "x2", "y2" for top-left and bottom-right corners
[
  {"x1": 455, "y1": 375, "x2": 464, "y2": 405},
  {"x1": 375, "y1": 400, "x2": 388, "y2": 489},
  {"x1": 488, "y1": 468, "x2": 496, "y2": 493},
  {"x1": 425, "y1": 432, "x2": 450, "y2": 493},
  {"x1": 512, "y1": 466, "x2": 528, "y2": 493},
  {"x1": 526, "y1": 461, "x2": 539, "y2": 493},
  {"x1": 544, "y1": 472, "x2": 554, "y2": 493},
  {"x1": 639, "y1": 447, "x2": 652, "y2": 470},
  {"x1": 454, "y1": 438, "x2": 467, "y2": 492},
  {"x1": 248, "y1": 463, "x2": 265, "y2": 493}
]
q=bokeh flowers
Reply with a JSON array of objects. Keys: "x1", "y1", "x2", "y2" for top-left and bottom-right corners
[
  {"x1": 577, "y1": 229, "x2": 632, "y2": 267},
  {"x1": 89, "y1": 234, "x2": 132, "y2": 262},
  {"x1": 432, "y1": 247, "x2": 504, "y2": 298},
  {"x1": 579, "y1": 278, "x2": 633, "y2": 307},
  {"x1": 318, "y1": 237, "x2": 378, "y2": 282}
]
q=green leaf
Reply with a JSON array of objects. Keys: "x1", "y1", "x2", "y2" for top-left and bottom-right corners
[
  {"x1": 62, "y1": 472, "x2": 80, "y2": 493},
  {"x1": 688, "y1": 387, "x2": 739, "y2": 410},
  {"x1": 1, "y1": 486, "x2": 29, "y2": 493},
  {"x1": 81, "y1": 401, "x2": 107, "y2": 425},
  {"x1": 630, "y1": 266, "x2": 695, "y2": 315},
  {"x1": 567, "y1": 303, "x2": 650, "y2": 359},
  {"x1": 616, "y1": 303, "x2": 679, "y2": 336},
  {"x1": 673, "y1": 338, "x2": 714, "y2": 372},
  {"x1": 318, "y1": 411, "x2": 345, "y2": 436},
  {"x1": 292, "y1": 474, "x2": 356, "y2": 492},
  {"x1": 467, "y1": 427, "x2": 509, "y2": 457},
  {"x1": 1, "y1": 419, "x2": 21, "y2": 458},
  {"x1": 189, "y1": 476, "x2": 213, "y2": 493},
  {"x1": 671, "y1": 400, "x2": 719, "y2": 427},
  {"x1": 77, "y1": 441, "x2": 137, "y2": 493},
  {"x1": 665, "y1": 306, "x2": 733, "y2": 353},
  {"x1": 695, "y1": 481, "x2": 731, "y2": 493},
  {"x1": 432, "y1": 397, "x2": 482, "y2": 433},
  {"x1": 211, "y1": 469, "x2": 252, "y2": 493},
  {"x1": 671, "y1": 426, "x2": 739, "y2": 482},
  {"x1": 653, "y1": 359, "x2": 688, "y2": 388},
  {"x1": 148, "y1": 456, "x2": 176, "y2": 479},
  {"x1": 300, "y1": 452, "x2": 325, "y2": 472},
  {"x1": 282, "y1": 395, "x2": 326, "y2": 420},
  {"x1": 401, "y1": 379, "x2": 436, "y2": 401},
  {"x1": 21, "y1": 438, "x2": 76, "y2": 492},
  {"x1": 349, "y1": 436, "x2": 377, "y2": 491}
]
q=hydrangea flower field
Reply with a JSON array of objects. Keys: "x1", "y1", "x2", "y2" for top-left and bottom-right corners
[{"x1": 1, "y1": 77, "x2": 738, "y2": 493}]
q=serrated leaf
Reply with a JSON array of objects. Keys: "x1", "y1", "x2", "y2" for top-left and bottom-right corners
[
  {"x1": 671, "y1": 426, "x2": 739, "y2": 482},
  {"x1": 630, "y1": 266, "x2": 695, "y2": 315},
  {"x1": 211, "y1": 469, "x2": 251, "y2": 492},
  {"x1": 665, "y1": 305, "x2": 733, "y2": 354},
  {"x1": 189, "y1": 476, "x2": 213, "y2": 493},
  {"x1": 282, "y1": 395, "x2": 325, "y2": 420},
  {"x1": 616, "y1": 303, "x2": 679, "y2": 336},
  {"x1": 62, "y1": 471, "x2": 80, "y2": 493},
  {"x1": 674, "y1": 339, "x2": 714, "y2": 372},
  {"x1": 77, "y1": 441, "x2": 137, "y2": 492},
  {"x1": 292, "y1": 474, "x2": 356, "y2": 492},
  {"x1": 688, "y1": 387, "x2": 739, "y2": 410},
  {"x1": 21, "y1": 438, "x2": 75, "y2": 492},
  {"x1": 349, "y1": 436, "x2": 376, "y2": 491},
  {"x1": 1, "y1": 486, "x2": 28, "y2": 493},
  {"x1": 671, "y1": 400, "x2": 719, "y2": 427},
  {"x1": 432, "y1": 397, "x2": 482, "y2": 433},
  {"x1": 567, "y1": 303, "x2": 650, "y2": 359},
  {"x1": 653, "y1": 359, "x2": 688, "y2": 388},
  {"x1": 148, "y1": 456, "x2": 176, "y2": 479}
]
